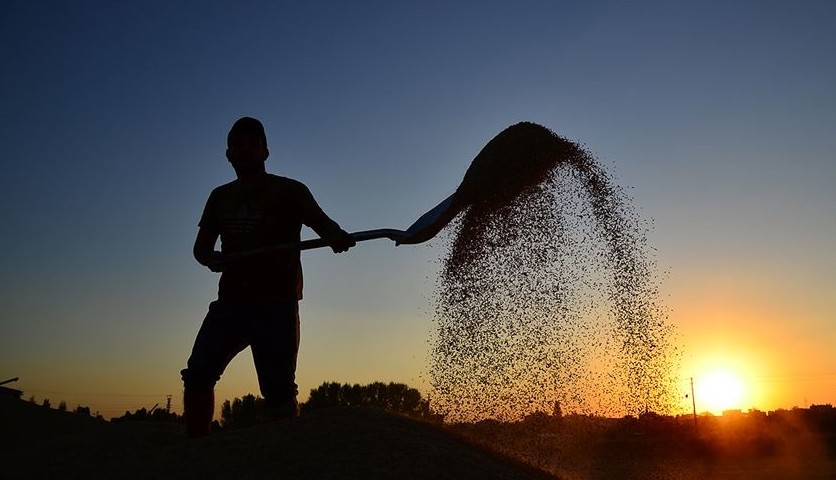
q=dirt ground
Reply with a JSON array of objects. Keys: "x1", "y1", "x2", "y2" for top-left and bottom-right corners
[
  {"x1": 0, "y1": 396, "x2": 553, "y2": 480},
  {"x1": 4, "y1": 396, "x2": 835, "y2": 479},
  {"x1": 449, "y1": 417, "x2": 836, "y2": 480}
]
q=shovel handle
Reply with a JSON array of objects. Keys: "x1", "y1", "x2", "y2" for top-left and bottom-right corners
[
  {"x1": 218, "y1": 229, "x2": 407, "y2": 265},
  {"x1": 296, "y1": 229, "x2": 407, "y2": 251}
]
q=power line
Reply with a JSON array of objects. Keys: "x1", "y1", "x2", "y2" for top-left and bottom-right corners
[
  {"x1": 24, "y1": 389, "x2": 169, "y2": 398},
  {"x1": 675, "y1": 372, "x2": 836, "y2": 382},
  {"x1": 752, "y1": 372, "x2": 836, "y2": 379}
]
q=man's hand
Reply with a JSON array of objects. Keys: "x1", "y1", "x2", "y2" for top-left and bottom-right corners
[
  {"x1": 205, "y1": 251, "x2": 227, "y2": 273},
  {"x1": 194, "y1": 227, "x2": 226, "y2": 272},
  {"x1": 329, "y1": 230, "x2": 356, "y2": 253}
]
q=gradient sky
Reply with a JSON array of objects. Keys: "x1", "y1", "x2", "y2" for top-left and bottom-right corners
[{"x1": 1, "y1": 0, "x2": 834, "y2": 419}]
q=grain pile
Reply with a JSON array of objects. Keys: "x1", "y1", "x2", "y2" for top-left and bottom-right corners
[{"x1": 430, "y1": 123, "x2": 679, "y2": 422}]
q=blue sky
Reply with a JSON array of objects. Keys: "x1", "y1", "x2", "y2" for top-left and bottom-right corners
[{"x1": 1, "y1": 0, "x2": 834, "y2": 417}]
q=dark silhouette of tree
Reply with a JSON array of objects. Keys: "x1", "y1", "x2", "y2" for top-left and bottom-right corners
[
  {"x1": 112, "y1": 406, "x2": 181, "y2": 423},
  {"x1": 552, "y1": 401, "x2": 562, "y2": 418},
  {"x1": 220, "y1": 394, "x2": 269, "y2": 429},
  {"x1": 218, "y1": 381, "x2": 430, "y2": 429},
  {"x1": 302, "y1": 381, "x2": 428, "y2": 417}
]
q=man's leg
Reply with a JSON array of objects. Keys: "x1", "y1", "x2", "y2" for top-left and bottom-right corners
[
  {"x1": 250, "y1": 301, "x2": 301, "y2": 419},
  {"x1": 182, "y1": 387, "x2": 214, "y2": 438},
  {"x1": 181, "y1": 300, "x2": 248, "y2": 437}
]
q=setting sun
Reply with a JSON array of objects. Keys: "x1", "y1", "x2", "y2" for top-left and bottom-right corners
[{"x1": 695, "y1": 369, "x2": 747, "y2": 414}]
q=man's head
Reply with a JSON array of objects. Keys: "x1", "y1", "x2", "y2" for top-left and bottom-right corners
[{"x1": 226, "y1": 117, "x2": 269, "y2": 177}]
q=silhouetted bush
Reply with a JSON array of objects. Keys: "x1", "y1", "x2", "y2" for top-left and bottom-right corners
[
  {"x1": 220, "y1": 394, "x2": 269, "y2": 429},
  {"x1": 302, "y1": 381, "x2": 429, "y2": 417},
  {"x1": 112, "y1": 406, "x2": 180, "y2": 423}
]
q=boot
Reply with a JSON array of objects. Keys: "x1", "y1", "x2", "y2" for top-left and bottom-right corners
[
  {"x1": 184, "y1": 388, "x2": 214, "y2": 438},
  {"x1": 267, "y1": 397, "x2": 300, "y2": 422}
]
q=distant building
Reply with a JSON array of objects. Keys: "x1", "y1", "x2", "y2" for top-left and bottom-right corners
[{"x1": 0, "y1": 377, "x2": 23, "y2": 398}]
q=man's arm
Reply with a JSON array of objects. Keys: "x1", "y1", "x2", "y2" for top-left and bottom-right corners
[
  {"x1": 193, "y1": 227, "x2": 225, "y2": 272},
  {"x1": 194, "y1": 225, "x2": 297, "y2": 270},
  {"x1": 296, "y1": 183, "x2": 356, "y2": 253}
]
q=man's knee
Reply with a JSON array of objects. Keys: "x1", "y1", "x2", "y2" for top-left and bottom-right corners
[{"x1": 180, "y1": 368, "x2": 218, "y2": 391}]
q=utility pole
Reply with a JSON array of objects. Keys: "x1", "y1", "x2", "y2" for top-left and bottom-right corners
[
  {"x1": 166, "y1": 394, "x2": 172, "y2": 413},
  {"x1": 690, "y1": 377, "x2": 697, "y2": 429}
]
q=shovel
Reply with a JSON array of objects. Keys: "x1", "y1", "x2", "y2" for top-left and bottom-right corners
[
  {"x1": 294, "y1": 192, "x2": 461, "y2": 248},
  {"x1": 223, "y1": 122, "x2": 568, "y2": 260},
  {"x1": 218, "y1": 192, "x2": 458, "y2": 264},
  {"x1": 286, "y1": 192, "x2": 459, "y2": 250}
]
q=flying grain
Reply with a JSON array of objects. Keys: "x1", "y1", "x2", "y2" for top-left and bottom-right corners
[{"x1": 429, "y1": 123, "x2": 679, "y2": 423}]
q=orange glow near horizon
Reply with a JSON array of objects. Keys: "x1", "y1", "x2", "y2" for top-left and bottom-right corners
[
  {"x1": 683, "y1": 343, "x2": 769, "y2": 415},
  {"x1": 694, "y1": 369, "x2": 747, "y2": 415}
]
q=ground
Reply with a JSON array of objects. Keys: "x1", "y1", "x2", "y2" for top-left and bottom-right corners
[
  {"x1": 0, "y1": 396, "x2": 553, "y2": 479},
  {"x1": 3, "y1": 396, "x2": 835, "y2": 479}
]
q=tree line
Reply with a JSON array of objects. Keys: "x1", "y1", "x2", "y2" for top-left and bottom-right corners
[
  {"x1": 27, "y1": 396, "x2": 102, "y2": 420},
  {"x1": 220, "y1": 381, "x2": 431, "y2": 430},
  {"x1": 303, "y1": 381, "x2": 429, "y2": 415}
]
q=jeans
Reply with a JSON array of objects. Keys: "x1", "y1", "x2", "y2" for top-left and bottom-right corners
[{"x1": 181, "y1": 299, "x2": 300, "y2": 407}]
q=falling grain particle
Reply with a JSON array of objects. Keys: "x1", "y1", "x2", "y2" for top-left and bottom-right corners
[{"x1": 429, "y1": 123, "x2": 679, "y2": 423}]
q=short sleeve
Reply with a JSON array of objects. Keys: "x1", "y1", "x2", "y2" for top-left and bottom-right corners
[{"x1": 198, "y1": 189, "x2": 220, "y2": 231}]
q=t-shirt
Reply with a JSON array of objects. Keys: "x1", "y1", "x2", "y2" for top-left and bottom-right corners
[{"x1": 199, "y1": 174, "x2": 343, "y2": 303}]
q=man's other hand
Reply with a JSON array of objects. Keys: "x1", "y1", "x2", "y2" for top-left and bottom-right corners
[
  {"x1": 205, "y1": 252, "x2": 227, "y2": 272},
  {"x1": 330, "y1": 230, "x2": 356, "y2": 253}
]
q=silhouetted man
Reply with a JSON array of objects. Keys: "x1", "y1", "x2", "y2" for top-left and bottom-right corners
[{"x1": 181, "y1": 117, "x2": 355, "y2": 437}]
